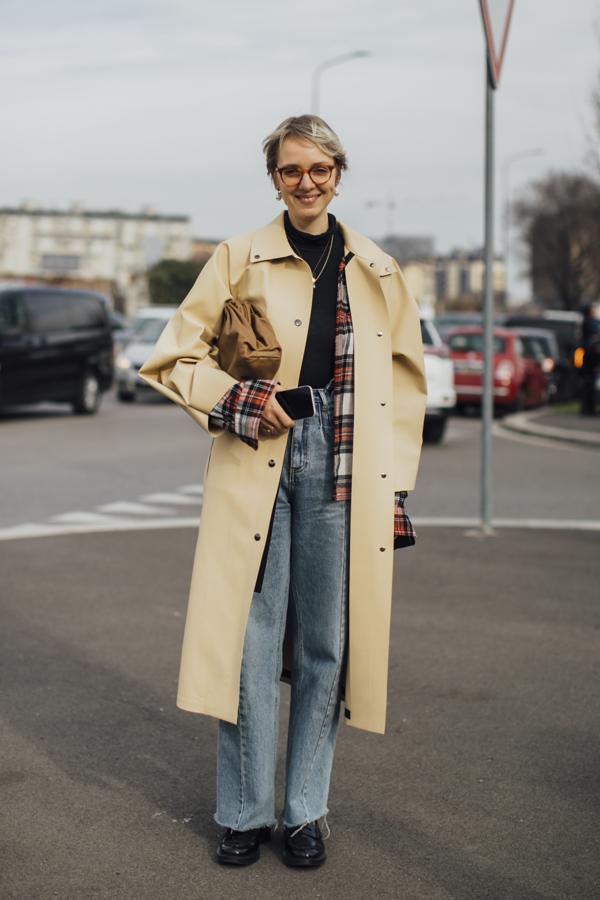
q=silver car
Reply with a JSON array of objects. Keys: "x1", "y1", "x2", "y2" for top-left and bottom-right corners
[{"x1": 115, "y1": 306, "x2": 173, "y2": 402}]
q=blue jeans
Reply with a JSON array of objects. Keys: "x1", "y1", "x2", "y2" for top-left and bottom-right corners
[{"x1": 215, "y1": 376, "x2": 350, "y2": 830}]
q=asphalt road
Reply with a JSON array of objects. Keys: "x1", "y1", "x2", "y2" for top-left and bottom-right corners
[
  {"x1": 1, "y1": 527, "x2": 598, "y2": 899},
  {"x1": 1, "y1": 388, "x2": 599, "y2": 532},
  {"x1": 1, "y1": 389, "x2": 599, "y2": 899}
]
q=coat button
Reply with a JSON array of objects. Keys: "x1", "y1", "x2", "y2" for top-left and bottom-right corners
[
  {"x1": 379, "y1": 546, "x2": 386, "y2": 552},
  {"x1": 385, "y1": 265, "x2": 391, "y2": 272},
  {"x1": 253, "y1": 254, "x2": 260, "y2": 259},
  {"x1": 380, "y1": 401, "x2": 386, "y2": 406},
  {"x1": 294, "y1": 318, "x2": 302, "y2": 326},
  {"x1": 377, "y1": 331, "x2": 383, "y2": 337},
  {"x1": 381, "y1": 473, "x2": 387, "y2": 478},
  {"x1": 254, "y1": 533, "x2": 261, "y2": 540},
  {"x1": 369, "y1": 261, "x2": 375, "y2": 267},
  {"x1": 268, "y1": 459, "x2": 276, "y2": 467}
]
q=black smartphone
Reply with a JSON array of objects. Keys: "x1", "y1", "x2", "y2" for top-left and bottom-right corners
[{"x1": 275, "y1": 385, "x2": 316, "y2": 420}]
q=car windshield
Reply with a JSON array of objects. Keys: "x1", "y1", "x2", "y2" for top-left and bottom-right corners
[
  {"x1": 520, "y1": 336, "x2": 545, "y2": 360},
  {"x1": 130, "y1": 317, "x2": 169, "y2": 342},
  {"x1": 447, "y1": 333, "x2": 506, "y2": 353}
]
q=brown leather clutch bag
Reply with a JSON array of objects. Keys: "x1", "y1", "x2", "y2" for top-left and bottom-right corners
[{"x1": 217, "y1": 299, "x2": 282, "y2": 380}]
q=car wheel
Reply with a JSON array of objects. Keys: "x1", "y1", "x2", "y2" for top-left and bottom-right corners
[
  {"x1": 511, "y1": 385, "x2": 527, "y2": 413},
  {"x1": 72, "y1": 372, "x2": 101, "y2": 415},
  {"x1": 117, "y1": 389, "x2": 136, "y2": 402},
  {"x1": 423, "y1": 416, "x2": 448, "y2": 444}
]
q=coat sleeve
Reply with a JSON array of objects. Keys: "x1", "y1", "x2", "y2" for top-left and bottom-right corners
[
  {"x1": 388, "y1": 257, "x2": 428, "y2": 490},
  {"x1": 137, "y1": 241, "x2": 239, "y2": 437}
]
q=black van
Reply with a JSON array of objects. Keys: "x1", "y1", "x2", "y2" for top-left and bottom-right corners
[{"x1": 0, "y1": 285, "x2": 114, "y2": 414}]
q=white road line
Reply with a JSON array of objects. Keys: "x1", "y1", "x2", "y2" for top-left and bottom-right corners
[
  {"x1": 1, "y1": 516, "x2": 600, "y2": 543},
  {"x1": 51, "y1": 511, "x2": 127, "y2": 525},
  {"x1": 97, "y1": 501, "x2": 176, "y2": 516},
  {"x1": 413, "y1": 517, "x2": 600, "y2": 531},
  {"x1": 177, "y1": 484, "x2": 204, "y2": 496},
  {"x1": 0, "y1": 517, "x2": 201, "y2": 541},
  {"x1": 413, "y1": 517, "x2": 480, "y2": 527},
  {"x1": 139, "y1": 492, "x2": 202, "y2": 505}
]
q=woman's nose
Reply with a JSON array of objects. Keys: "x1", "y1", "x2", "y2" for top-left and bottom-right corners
[{"x1": 298, "y1": 172, "x2": 314, "y2": 189}]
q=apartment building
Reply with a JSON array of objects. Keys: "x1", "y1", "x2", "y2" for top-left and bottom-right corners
[{"x1": 0, "y1": 201, "x2": 192, "y2": 317}]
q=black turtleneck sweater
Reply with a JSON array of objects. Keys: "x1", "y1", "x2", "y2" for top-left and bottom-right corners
[{"x1": 284, "y1": 210, "x2": 345, "y2": 388}]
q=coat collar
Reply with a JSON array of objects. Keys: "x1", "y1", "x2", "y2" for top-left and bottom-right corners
[{"x1": 248, "y1": 211, "x2": 388, "y2": 269}]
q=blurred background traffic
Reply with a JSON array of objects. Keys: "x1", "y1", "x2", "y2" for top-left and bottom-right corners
[{"x1": 0, "y1": 264, "x2": 596, "y2": 442}]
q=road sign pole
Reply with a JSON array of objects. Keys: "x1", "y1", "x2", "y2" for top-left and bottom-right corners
[
  {"x1": 481, "y1": 62, "x2": 495, "y2": 534},
  {"x1": 478, "y1": 0, "x2": 515, "y2": 535}
]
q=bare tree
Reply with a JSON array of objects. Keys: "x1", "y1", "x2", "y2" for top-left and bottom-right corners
[
  {"x1": 513, "y1": 172, "x2": 600, "y2": 310},
  {"x1": 584, "y1": 18, "x2": 600, "y2": 176}
]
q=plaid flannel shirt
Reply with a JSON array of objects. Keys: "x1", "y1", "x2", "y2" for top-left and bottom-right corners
[{"x1": 209, "y1": 253, "x2": 416, "y2": 549}]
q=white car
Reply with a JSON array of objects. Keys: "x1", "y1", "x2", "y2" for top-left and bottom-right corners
[
  {"x1": 421, "y1": 316, "x2": 456, "y2": 443},
  {"x1": 115, "y1": 306, "x2": 173, "y2": 401}
]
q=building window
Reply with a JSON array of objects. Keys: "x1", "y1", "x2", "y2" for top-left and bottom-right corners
[
  {"x1": 435, "y1": 269, "x2": 447, "y2": 298},
  {"x1": 40, "y1": 254, "x2": 81, "y2": 271}
]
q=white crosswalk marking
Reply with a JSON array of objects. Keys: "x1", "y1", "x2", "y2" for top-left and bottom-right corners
[
  {"x1": 97, "y1": 501, "x2": 176, "y2": 516},
  {"x1": 52, "y1": 511, "x2": 126, "y2": 524},
  {"x1": 0, "y1": 482, "x2": 209, "y2": 541},
  {"x1": 177, "y1": 485, "x2": 204, "y2": 496},
  {"x1": 139, "y1": 492, "x2": 201, "y2": 505}
]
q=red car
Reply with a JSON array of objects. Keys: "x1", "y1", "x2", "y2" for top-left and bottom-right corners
[{"x1": 446, "y1": 326, "x2": 549, "y2": 411}]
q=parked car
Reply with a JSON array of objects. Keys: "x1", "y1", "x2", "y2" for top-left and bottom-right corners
[
  {"x1": 434, "y1": 312, "x2": 508, "y2": 340},
  {"x1": 434, "y1": 313, "x2": 483, "y2": 340},
  {"x1": 503, "y1": 311, "x2": 582, "y2": 401},
  {"x1": 0, "y1": 284, "x2": 114, "y2": 414},
  {"x1": 510, "y1": 327, "x2": 561, "y2": 402},
  {"x1": 106, "y1": 309, "x2": 130, "y2": 351},
  {"x1": 420, "y1": 317, "x2": 456, "y2": 443},
  {"x1": 115, "y1": 306, "x2": 173, "y2": 401},
  {"x1": 446, "y1": 326, "x2": 548, "y2": 412}
]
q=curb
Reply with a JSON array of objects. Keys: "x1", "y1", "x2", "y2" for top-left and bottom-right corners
[{"x1": 501, "y1": 408, "x2": 600, "y2": 448}]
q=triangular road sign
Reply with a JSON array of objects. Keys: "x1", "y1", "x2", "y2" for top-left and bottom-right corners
[{"x1": 479, "y1": 0, "x2": 515, "y2": 88}]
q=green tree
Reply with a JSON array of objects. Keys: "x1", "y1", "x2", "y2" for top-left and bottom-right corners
[{"x1": 147, "y1": 258, "x2": 206, "y2": 306}]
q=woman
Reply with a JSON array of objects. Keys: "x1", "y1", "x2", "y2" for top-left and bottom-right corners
[{"x1": 138, "y1": 114, "x2": 426, "y2": 868}]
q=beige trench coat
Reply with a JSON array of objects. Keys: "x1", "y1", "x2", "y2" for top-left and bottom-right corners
[{"x1": 138, "y1": 211, "x2": 427, "y2": 735}]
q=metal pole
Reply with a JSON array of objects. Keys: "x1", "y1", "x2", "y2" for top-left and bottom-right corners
[
  {"x1": 311, "y1": 66, "x2": 322, "y2": 115},
  {"x1": 481, "y1": 61, "x2": 495, "y2": 534},
  {"x1": 310, "y1": 51, "x2": 370, "y2": 115}
]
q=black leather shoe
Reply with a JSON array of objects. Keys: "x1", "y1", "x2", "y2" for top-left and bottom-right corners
[
  {"x1": 282, "y1": 820, "x2": 326, "y2": 867},
  {"x1": 216, "y1": 825, "x2": 271, "y2": 866}
]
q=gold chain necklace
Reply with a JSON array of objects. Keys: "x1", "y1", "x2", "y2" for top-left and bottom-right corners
[{"x1": 288, "y1": 232, "x2": 335, "y2": 289}]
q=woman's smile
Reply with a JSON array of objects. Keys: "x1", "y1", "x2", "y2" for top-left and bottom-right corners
[{"x1": 295, "y1": 193, "x2": 321, "y2": 206}]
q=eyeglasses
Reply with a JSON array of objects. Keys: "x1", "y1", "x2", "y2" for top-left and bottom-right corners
[{"x1": 275, "y1": 164, "x2": 337, "y2": 187}]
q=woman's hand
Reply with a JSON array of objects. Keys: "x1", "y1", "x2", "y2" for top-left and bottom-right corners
[{"x1": 259, "y1": 385, "x2": 295, "y2": 437}]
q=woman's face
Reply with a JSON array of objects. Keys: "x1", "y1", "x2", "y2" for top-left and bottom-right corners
[{"x1": 273, "y1": 136, "x2": 340, "y2": 230}]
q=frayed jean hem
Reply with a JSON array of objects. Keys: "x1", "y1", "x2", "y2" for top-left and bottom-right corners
[{"x1": 213, "y1": 813, "x2": 279, "y2": 831}]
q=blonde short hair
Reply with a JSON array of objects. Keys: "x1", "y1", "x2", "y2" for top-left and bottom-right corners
[{"x1": 262, "y1": 114, "x2": 349, "y2": 178}]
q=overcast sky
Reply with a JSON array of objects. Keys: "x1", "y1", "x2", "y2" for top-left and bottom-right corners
[{"x1": 1, "y1": 0, "x2": 599, "y2": 297}]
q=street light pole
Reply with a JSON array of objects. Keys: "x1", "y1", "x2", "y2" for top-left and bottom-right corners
[
  {"x1": 501, "y1": 148, "x2": 543, "y2": 307},
  {"x1": 365, "y1": 196, "x2": 396, "y2": 236},
  {"x1": 311, "y1": 50, "x2": 370, "y2": 115}
]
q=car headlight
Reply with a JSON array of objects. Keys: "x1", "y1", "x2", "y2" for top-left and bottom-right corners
[
  {"x1": 495, "y1": 360, "x2": 514, "y2": 384},
  {"x1": 116, "y1": 353, "x2": 133, "y2": 370}
]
